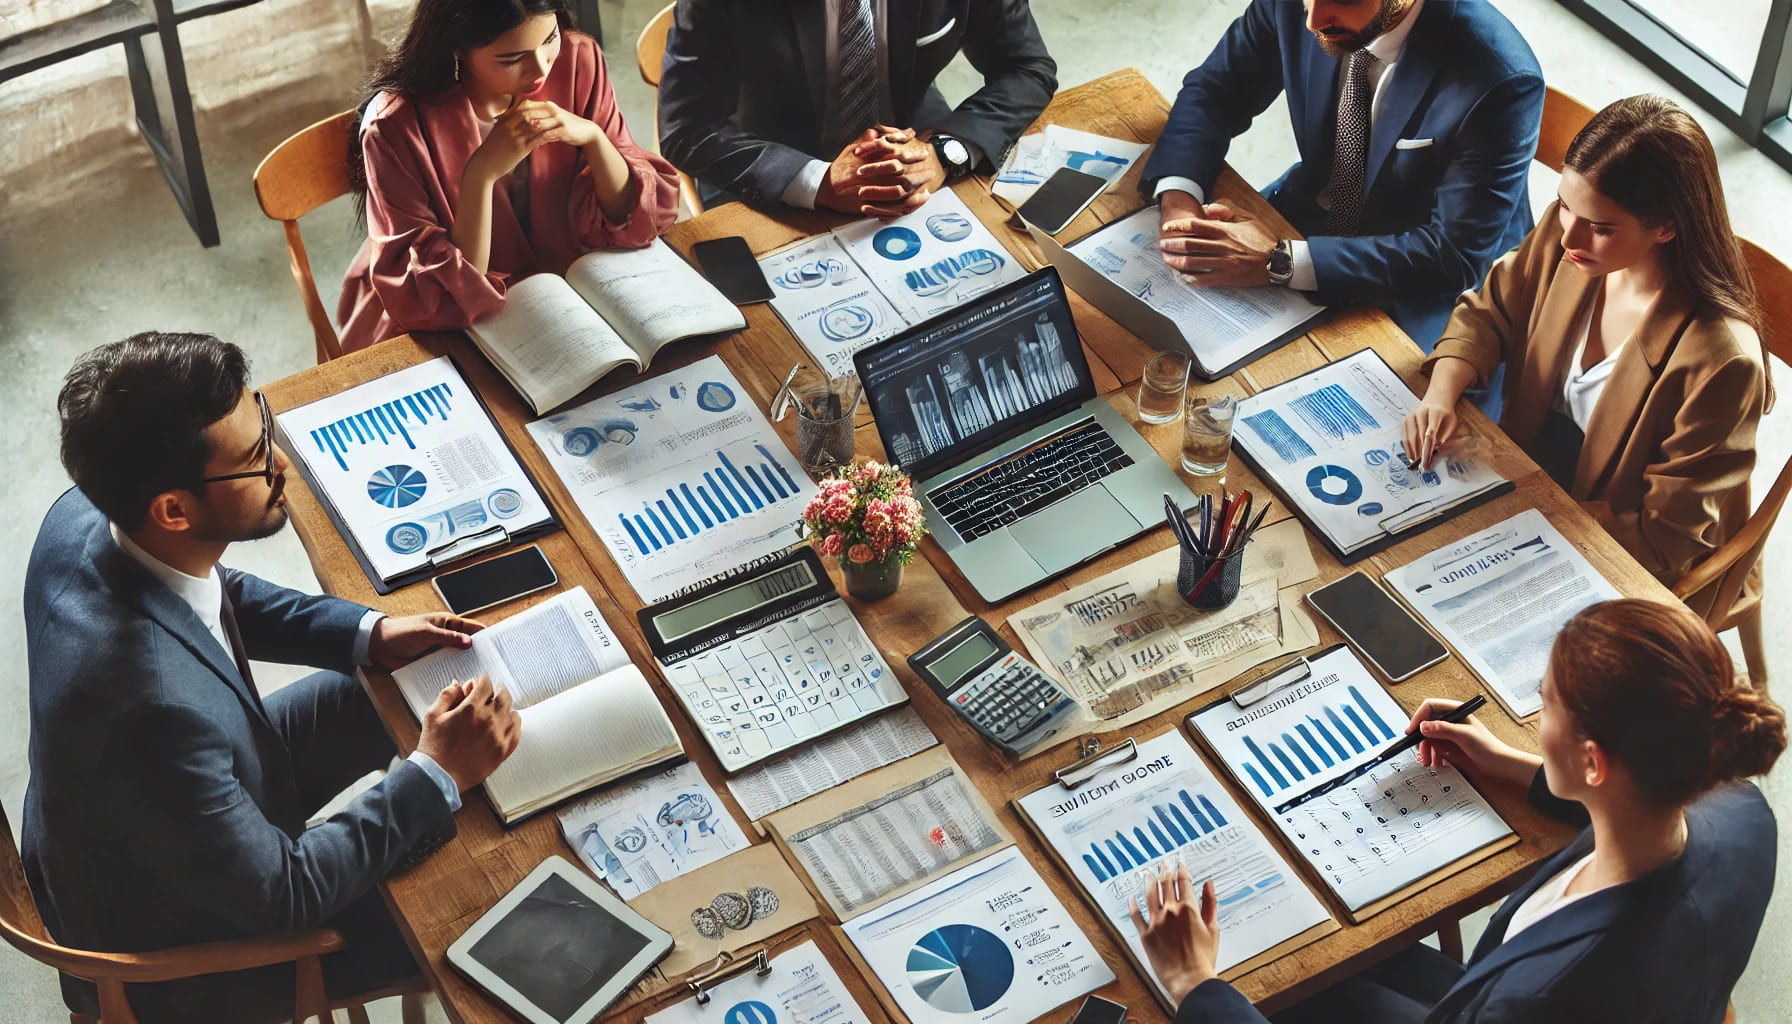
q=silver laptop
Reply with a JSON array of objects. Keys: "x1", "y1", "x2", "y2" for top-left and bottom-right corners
[{"x1": 854, "y1": 268, "x2": 1193, "y2": 602}]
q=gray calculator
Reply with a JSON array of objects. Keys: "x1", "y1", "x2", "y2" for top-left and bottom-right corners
[{"x1": 908, "y1": 615, "x2": 1080, "y2": 757}]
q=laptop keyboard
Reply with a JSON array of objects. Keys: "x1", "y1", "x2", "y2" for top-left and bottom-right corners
[{"x1": 928, "y1": 419, "x2": 1135, "y2": 541}]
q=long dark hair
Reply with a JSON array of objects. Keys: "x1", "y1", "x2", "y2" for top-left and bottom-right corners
[
  {"x1": 347, "y1": 0, "x2": 570, "y2": 216},
  {"x1": 1565, "y1": 95, "x2": 1774, "y2": 409}
]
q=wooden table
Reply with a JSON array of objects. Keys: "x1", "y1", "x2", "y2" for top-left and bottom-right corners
[{"x1": 262, "y1": 70, "x2": 1677, "y2": 1024}]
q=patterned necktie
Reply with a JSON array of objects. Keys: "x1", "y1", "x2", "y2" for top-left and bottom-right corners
[
  {"x1": 834, "y1": 0, "x2": 879, "y2": 148},
  {"x1": 1324, "y1": 49, "x2": 1382, "y2": 235}
]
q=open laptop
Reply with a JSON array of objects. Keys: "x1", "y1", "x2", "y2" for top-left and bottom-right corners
[{"x1": 854, "y1": 267, "x2": 1193, "y2": 602}]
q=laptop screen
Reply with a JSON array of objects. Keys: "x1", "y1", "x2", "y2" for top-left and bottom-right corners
[{"x1": 855, "y1": 268, "x2": 1096, "y2": 479}]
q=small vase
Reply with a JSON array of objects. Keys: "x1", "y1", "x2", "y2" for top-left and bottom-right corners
[{"x1": 841, "y1": 554, "x2": 904, "y2": 600}]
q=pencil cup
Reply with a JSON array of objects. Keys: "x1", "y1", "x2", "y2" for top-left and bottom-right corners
[
  {"x1": 794, "y1": 385, "x2": 855, "y2": 478},
  {"x1": 1176, "y1": 544, "x2": 1245, "y2": 611}
]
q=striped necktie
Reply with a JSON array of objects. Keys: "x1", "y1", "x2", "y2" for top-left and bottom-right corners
[
  {"x1": 1324, "y1": 49, "x2": 1382, "y2": 235},
  {"x1": 834, "y1": 0, "x2": 879, "y2": 148}
]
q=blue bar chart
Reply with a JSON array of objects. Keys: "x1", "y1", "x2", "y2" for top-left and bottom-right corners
[
  {"x1": 616, "y1": 442, "x2": 804, "y2": 556},
  {"x1": 309, "y1": 382, "x2": 454, "y2": 472},
  {"x1": 1288, "y1": 383, "x2": 1378, "y2": 442},
  {"x1": 1236, "y1": 686, "x2": 1396, "y2": 798},
  {"x1": 1080, "y1": 788, "x2": 1231, "y2": 882}
]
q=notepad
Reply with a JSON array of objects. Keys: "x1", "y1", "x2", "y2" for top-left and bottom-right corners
[{"x1": 392, "y1": 587, "x2": 683, "y2": 824}]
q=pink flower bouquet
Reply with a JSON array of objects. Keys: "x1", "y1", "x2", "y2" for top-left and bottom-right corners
[{"x1": 801, "y1": 459, "x2": 929, "y2": 567}]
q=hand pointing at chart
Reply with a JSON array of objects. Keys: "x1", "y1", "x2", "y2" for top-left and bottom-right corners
[{"x1": 1129, "y1": 861, "x2": 1220, "y2": 1005}]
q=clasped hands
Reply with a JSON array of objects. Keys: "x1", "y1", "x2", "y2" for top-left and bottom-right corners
[
  {"x1": 818, "y1": 125, "x2": 948, "y2": 218},
  {"x1": 467, "y1": 98, "x2": 606, "y2": 187},
  {"x1": 1156, "y1": 189, "x2": 1279, "y2": 288}
]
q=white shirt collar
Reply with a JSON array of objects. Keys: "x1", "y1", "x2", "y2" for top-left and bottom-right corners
[
  {"x1": 1366, "y1": 0, "x2": 1425, "y2": 66},
  {"x1": 110, "y1": 521, "x2": 226, "y2": 644}
]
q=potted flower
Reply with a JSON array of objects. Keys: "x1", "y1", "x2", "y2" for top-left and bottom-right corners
[{"x1": 802, "y1": 459, "x2": 928, "y2": 600}]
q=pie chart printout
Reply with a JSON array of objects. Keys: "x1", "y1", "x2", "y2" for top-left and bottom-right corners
[
  {"x1": 1306, "y1": 464, "x2": 1363, "y2": 505},
  {"x1": 905, "y1": 924, "x2": 1014, "y2": 1013}
]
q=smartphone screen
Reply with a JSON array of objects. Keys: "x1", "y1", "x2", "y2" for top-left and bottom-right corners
[
  {"x1": 432, "y1": 546, "x2": 558, "y2": 616},
  {"x1": 692, "y1": 236, "x2": 774, "y2": 305},
  {"x1": 1305, "y1": 571, "x2": 1449, "y2": 682},
  {"x1": 1068, "y1": 995, "x2": 1128, "y2": 1024},
  {"x1": 1017, "y1": 167, "x2": 1109, "y2": 235}
]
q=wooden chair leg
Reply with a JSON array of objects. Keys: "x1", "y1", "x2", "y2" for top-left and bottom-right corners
[
  {"x1": 1738, "y1": 602, "x2": 1768, "y2": 692},
  {"x1": 346, "y1": 1004, "x2": 372, "y2": 1024},
  {"x1": 1436, "y1": 919, "x2": 1465, "y2": 962},
  {"x1": 293, "y1": 954, "x2": 329, "y2": 1024},
  {"x1": 401, "y1": 991, "x2": 427, "y2": 1024},
  {"x1": 1724, "y1": 1001, "x2": 1736, "y2": 1024}
]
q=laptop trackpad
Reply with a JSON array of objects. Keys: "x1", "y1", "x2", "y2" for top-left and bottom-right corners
[{"x1": 1008, "y1": 486, "x2": 1139, "y2": 575}]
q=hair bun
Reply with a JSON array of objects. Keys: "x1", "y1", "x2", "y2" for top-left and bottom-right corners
[{"x1": 1710, "y1": 686, "x2": 1787, "y2": 783}]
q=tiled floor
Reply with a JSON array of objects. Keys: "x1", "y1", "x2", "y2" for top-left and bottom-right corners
[{"x1": 1, "y1": 1, "x2": 1787, "y2": 1021}]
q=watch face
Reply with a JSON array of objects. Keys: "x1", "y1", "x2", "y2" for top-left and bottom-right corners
[{"x1": 941, "y1": 138, "x2": 969, "y2": 168}]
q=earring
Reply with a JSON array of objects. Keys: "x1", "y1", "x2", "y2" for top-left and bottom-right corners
[{"x1": 453, "y1": 54, "x2": 461, "y2": 82}]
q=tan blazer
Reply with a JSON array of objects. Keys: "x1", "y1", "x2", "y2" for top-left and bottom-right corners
[{"x1": 1424, "y1": 202, "x2": 1765, "y2": 618}]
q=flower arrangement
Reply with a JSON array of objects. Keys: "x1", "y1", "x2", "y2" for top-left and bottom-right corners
[{"x1": 802, "y1": 459, "x2": 928, "y2": 567}]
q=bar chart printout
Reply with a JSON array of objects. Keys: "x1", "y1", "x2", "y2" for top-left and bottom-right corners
[{"x1": 1015, "y1": 731, "x2": 1330, "y2": 1002}]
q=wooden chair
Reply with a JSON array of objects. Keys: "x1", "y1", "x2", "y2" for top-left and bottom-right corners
[
  {"x1": 1672, "y1": 236, "x2": 1792, "y2": 690},
  {"x1": 253, "y1": 110, "x2": 357, "y2": 365},
  {"x1": 0, "y1": 802, "x2": 426, "y2": 1024},
  {"x1": 636, "y1": 2, "x2": 705, "y2": 219},
  {"x1": 1535, "y1": 85, "x2": 1597, "y2": 174}
]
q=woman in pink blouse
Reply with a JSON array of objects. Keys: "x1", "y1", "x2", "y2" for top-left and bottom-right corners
[{"x1": 338, "y1": 0, "x2": 679, "y2": 353}]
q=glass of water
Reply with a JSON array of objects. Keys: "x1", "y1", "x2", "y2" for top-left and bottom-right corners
[
  {"x1": 1181, "y1": 394, "x2": 1237, "y2": 475},
  {"x1": 1137, "y1": 352, "x2": 1191, "y2": 424}
]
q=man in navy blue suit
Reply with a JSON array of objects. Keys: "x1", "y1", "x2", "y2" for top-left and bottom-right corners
[
  {"x1": 22, "y1": 333, "x2": 522, "y2": 1022},
  {"x1": 1142, "y1": 0, "x2": 1544, "y2": 351}
]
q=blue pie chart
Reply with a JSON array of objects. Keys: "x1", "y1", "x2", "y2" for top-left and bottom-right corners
[
  {"x1": 367, "y1": 465, "x2": 426, "y2": 507},
  {"x1": 873, "y1": 225, "x2": 923, "y2": 261},
  {"x1": 906, "y1": 924, "x2": 1013, "y2": 1013},
  {"x1": 1306, "y1": 464, "x2": 1363, "y2": 505}
]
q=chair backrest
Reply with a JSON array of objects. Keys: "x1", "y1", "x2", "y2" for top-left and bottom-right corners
[
  {"x1": 0, "y1": 802, "x2": 50, "y2": 948},
  {"x1": 253, "y1": 110, "x2": 358, "y2": 364},
  {"x1": 634, "y1": 3, "x2": 704, "y2": 218},
  {"x1": 1536, "y1": 85, "x2": 1596, "y2": 175}
]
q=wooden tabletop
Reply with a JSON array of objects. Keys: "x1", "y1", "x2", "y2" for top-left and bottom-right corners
[{"x1": 261, "y1": 69, "x2": 1677, "y2": 1024}]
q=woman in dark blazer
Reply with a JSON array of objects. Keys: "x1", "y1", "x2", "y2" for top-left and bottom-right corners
[{"x1": 1135, "y1": 599, "x2": 1783, "y2": 1023}]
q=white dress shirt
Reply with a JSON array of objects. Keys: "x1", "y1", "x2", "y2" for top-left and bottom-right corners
[
  {"x1": 1155, "y1": 0, "x2": 1428, "y2": 290},
  {"x1": 109, "y1": 523, "x2": 461, "y2": 812},
  {"x1": 1503, "y1": 851, "x2": 1598, "y2": 939},
  {"x1": 1558, "y1": 297, "x2": 1625, "y2": 432}
]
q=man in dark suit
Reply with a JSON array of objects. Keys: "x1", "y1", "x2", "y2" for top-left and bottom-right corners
[
  {"x1": 1142, "y1": 0, "x2": 1544, "y2": 351},
  {"x1": 22, "y1": 333, "x2": 522, "y2": 1023},
  {"x1": 658, "y1": 0, "x2": 1056, "y2": 214}
]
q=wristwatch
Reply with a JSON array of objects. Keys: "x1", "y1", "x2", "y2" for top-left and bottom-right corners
[
  {"x1": 932, "y1": 134, "x2": 974, "y2": 181},
  {"x1": 1266, "y1": 239, "x2": 1294, "y2": 286}
]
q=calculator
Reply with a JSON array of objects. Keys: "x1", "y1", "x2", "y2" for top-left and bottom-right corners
[
  {"x1": 638, "y1": 547, "x2": 906, "y2": 771},
  {"x1": 908, "y1": 616, "x2": 1080, "y2": 757}
]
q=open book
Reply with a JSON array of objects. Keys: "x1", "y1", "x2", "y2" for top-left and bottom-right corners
[
  {"x1": 392, "y1": 586, "x2": 683, "y2": 824},
  {"x1": 468, "y1": 239, "x2": 747, "y2": 415}
]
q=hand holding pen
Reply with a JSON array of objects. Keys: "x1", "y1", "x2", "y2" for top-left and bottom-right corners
[{"x1": 1406, "y1": 696, "x2": 1541, "y2": 787}]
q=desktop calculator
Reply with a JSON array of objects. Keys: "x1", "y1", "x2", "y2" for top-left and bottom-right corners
[
  {"x1": 908, "y1": 616, "x2": 1080, "y2": 757},
  {"x1": 638, "y1": 547, "x2": 906, "y2": 771}
]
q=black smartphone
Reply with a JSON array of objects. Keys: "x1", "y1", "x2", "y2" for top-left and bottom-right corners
[
  {"x1": 692, "y1": 235, "x2": 774, "y2": 305},
  {"x1": 1017, "y1": 166, "x2": 1110, "y2": 235},
  {"x1": 1305, "y1": 571, "x2": 1450, "y2": 683},
  {"x1": 1067, "y1": 995, "x2": 1128, "y2": 1024},
  {"x1": 431, "y1": 545, "x2": 558, "y2": 616}
]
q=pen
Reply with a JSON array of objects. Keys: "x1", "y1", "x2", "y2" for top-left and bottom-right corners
[{"x1": 1274, "y1": 694, "x2": 1488, "y2": 813}]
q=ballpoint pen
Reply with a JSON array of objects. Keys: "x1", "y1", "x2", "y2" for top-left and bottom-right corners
[{"x1": 1274, "y1": 694, "x2": 1489, "y2": 813}]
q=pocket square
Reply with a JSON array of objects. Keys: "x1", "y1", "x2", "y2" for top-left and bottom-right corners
[
  {"x1": 1395, "y1": 137, "x2": 1435, "y2": 150},
  {"x1": 917, "y1": 18, "x2": 956, "y2": 46}
]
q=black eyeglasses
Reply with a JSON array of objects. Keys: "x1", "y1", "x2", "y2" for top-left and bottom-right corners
[{"x1": 201, "y1": 392, "x2": 277, "y2": 486}]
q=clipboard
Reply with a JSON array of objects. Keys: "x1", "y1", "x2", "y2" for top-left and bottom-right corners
[
  {"x1": 1230, "y1": 347, "x2": 1516, "y2": 565},
  {"x1": 275, "y1": 354, "x2": 561, "y2": 595}
]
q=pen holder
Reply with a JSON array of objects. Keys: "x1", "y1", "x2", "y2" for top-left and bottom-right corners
[{"x1": 1176, "y1": 544, "x2": 1245, "y2": 611}]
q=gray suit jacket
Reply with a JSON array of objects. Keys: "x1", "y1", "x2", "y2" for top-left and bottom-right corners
[
  {"x1": 659, "y1": 0, "x2": 1056, "y2": 204},
  {"x1": 21, "y1": 489, "x2": 454, "y2": 1009}
]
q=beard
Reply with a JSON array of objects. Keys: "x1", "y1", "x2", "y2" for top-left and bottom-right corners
[
  {"x1": 192, "y1": 473, "x2": 291, "y2": 543},
  {"x1": 1313, "y1": 0, "x2": 1407, "y2": 57}
]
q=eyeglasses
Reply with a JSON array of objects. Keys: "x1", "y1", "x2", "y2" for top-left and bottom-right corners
[{"x1": 200, "y1": 392, "x2": 277, "y2": 487}]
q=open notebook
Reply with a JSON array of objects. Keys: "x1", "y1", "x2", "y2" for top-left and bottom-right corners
[
  {"x1": 468, "y1": 240, "x2": 747, "y2": 415},
  {"x1": 393, "y1": 586, "x2": 683, "y2": 824}
]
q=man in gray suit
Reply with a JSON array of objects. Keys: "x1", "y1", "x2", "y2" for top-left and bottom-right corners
[
  {"x1": 22, "y1": 332, "x2": 522, "y2": 1023},
  {"x1": 659, "y1": 0, "x2": 1056, "y2": 214}
]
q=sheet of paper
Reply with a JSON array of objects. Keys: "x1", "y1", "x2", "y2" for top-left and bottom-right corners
[
  {"x1": 566, "y1": 238, "x2": 747, "y2": 357},
  {"x1": 833, "y1": 189, "x2": 1025, "y2": 323},
  {"x1": 1187, "y1": 646, "x2": 1512, "y2": 911},
  {"x1": 842, "y1": 847, "x2": 1114, "y2": 1022},
  {"x1": 1008, "y1": 518, "x2": 1321, "y2": 727},
  {"x1": 760, "y1": 234, "x2": 908, "y2": 379},
  {"x1": 527, "y1": 356, "x2": 816, "y2": 602},
  {"x1": 1016, "y1": 731, "x2": 1330, "y2": 1000},
  {"x1": 644, "y1": 939, "x2": 868, "y2": 1024},
  {"x1": 993, "y1": 125, "x2": 1149, "y2": 205},
  {"x1": 1385, "y1": 508, "x2": 1622, "y2": 718},
  {"x1": 725, "y1": 706, "x2": 939, "y2": 820},
  {"x1": 558, "y1": 763, "x2": 749, "y2": 899},
  {"x1": 1233, "y1": 350, "x2": 1507, "y2": 553},
  {"x1": 274, "y1": 356, "x2": 553, "y2": 582}
]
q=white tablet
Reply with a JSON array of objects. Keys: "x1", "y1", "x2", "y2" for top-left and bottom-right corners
[{"x1": 447, "y1": 856, "x2": 672, "y2": 1024}]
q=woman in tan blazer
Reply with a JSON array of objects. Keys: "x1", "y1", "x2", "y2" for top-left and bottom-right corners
[{"x1": 1404, "y1": 96, "x2": 1772, "y2": 617}]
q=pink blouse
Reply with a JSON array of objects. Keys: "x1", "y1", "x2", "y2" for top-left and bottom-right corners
[{"x1": 336, "y1": 31, "x2": 679, "y2": 353}]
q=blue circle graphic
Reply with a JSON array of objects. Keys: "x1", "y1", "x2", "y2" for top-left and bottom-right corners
[
  {"x1": 906, "y1": 924, "x2": 1014, "y2": 1013},
  {"x1": 872, "y1": 225, "x2": 923, "y2": 260},
  {"x1": 723, "y1": 1000, "x2": 778, "y2": 1024},
  {"x1": 562, "y1": 426, "x2": 601, "y2": 457},
  {"x1": 488, "y1": 488, "x2": 523, "y2": 518},
  {"x1": 820, "y1": 303, "x2": 875, "y2": 342},
  {"x1": 386, "y1": 522, "x2": 427, "y2": 554},
  {"x1": 1306, "y1": 464, "x2": 1363, "y2": 505},
  {"x1": 367, "y1": 465, "x2": 426, "y2": 508},
  {"x1": 926, "y1": 212, "x2": 973, "y2": 242},
  {"x1": 1357, "y1": 502, "x2": 1384, "y2": 516},
  {"x1": 696, "y1": 382, "x2": 736, "y2": 411}
]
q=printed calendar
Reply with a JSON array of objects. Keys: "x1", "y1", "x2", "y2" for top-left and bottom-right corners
[{"x1": 638, "y1": 548, "x2": 907, "y2": 771}]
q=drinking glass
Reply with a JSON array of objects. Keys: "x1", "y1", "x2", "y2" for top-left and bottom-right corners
[
  {"x1": 795, "y1": 384, "x2": 855, "y2": 477},
  {"x1": 1137, "y1": 352, "x2": 1191, "y2": 424},
  {"x1": 1180, "y1": 394, "x2": 1237, "y2": 475}
]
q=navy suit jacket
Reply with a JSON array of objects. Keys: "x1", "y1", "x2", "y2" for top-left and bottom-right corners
[
  {"x1": 1173, "y1": 773, "x2": 1776, "y2": 1023},
  {"x1": 1140, "y1": 0, "x2": 1543, "y2": 349},
  {"x1": 659, "y1": 0, "x2": 1056, "y2": 204},
  {"x1": 21, "y1": 490, "x2": 455, "y2": 1003}
]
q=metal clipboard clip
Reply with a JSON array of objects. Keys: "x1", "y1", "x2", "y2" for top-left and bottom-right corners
[
  {"x1": 1229, "y1": 654, "x2": 1313, "y2": 708},
  {"x1": 425, "y1": 525, "x2": 511, "y2": 569},
  {"x1": 686, "y1": 947, "x2": 772, "y2": 1004},
  {"x1": 1052, "y1": 735, "x2": 1138, "y2": 789}
]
